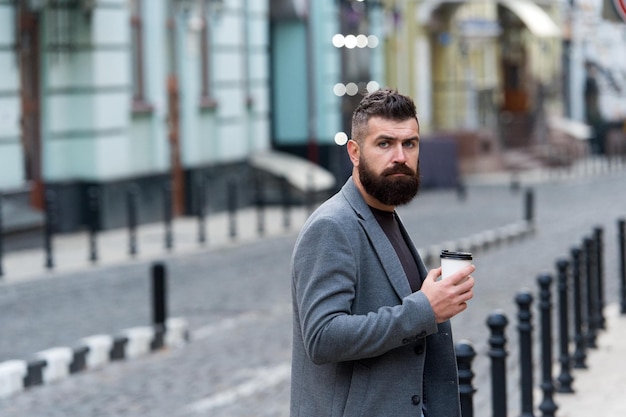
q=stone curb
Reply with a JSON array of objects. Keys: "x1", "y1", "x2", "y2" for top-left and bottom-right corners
[
  {"x1": 0, "y1": 317, "x2": 189, "y2": 399},
  {"x1": 419, "y1": 220, "x2": 535, "y2": 268}
]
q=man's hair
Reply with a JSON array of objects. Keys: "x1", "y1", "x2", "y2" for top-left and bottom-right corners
[{"x1": 351, "y1": 88, "x2": 418, "y2": 144}]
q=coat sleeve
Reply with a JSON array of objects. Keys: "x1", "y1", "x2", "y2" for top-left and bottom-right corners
[{"x1": 292, "y1": 214, "x2": 438, "y2": 364}]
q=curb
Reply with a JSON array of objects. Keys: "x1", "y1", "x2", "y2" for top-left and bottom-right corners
[
  {"x1": 419, "y1": 220, "x2": 535, "y2": 268},
  {"x1": 0, "y1": 317, "x2": 189, "y2": 399}
]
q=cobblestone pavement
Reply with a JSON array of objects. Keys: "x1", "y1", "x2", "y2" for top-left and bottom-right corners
[{"x1": 1, "y1": 162, "x2": 625, "y2": 416}]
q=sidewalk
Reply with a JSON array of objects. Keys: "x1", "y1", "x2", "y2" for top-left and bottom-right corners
[
  {"x1": 0, "y1": 205, "x2": 311, "y2": 284},
  {"x1": 554, "y1": 303, "x2": 626, "y2": 417}
]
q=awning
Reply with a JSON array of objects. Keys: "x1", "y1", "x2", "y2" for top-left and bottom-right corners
[{"x1": 498, "y1": 0, "x2": 561, "y2": 38}]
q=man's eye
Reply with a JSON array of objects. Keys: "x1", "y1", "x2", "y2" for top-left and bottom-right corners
[
  {"x1": 404, "y1": 141, "x2": 417, "y2": 148},
  {"x1": 378, "y1": 142, "x2": 389, "y2": 148}
]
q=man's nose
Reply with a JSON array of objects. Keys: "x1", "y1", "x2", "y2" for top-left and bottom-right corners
[{"x1": 391, "y1": 143, "x2": 408, "y2": 163}]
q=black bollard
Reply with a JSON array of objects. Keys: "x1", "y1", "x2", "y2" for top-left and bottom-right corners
[
  {"x1": 254, "y1": 175, "x2": 265, "y2": 237},
  {"x1": 571, "y1": 247, "x2": 587, "y2": 368},
  {"x1": 455, "y1": 341, "x2": 476, "y2": 417},
  {"x1": 583, "y1": 237, "x2": 598, "y2": 348},
  {"x1": 593, "y1": 227, "x2": 606, "y2": 329},
  {"x1": 0, "y1": 193, "x2": 4, "y2": 277},
  {"x1": 537, "y1": 273, "x2": 558, "y2": 417},
  {"x1": 151, "y1": 262, "x2": 168, "y2": 350},
  {"x1": 457, "y1": 179, "x2": 467, "y2": 201},
  {"x1": 617, "y1": 219, "x2": 626, "y2": 314},
  {"x1": 197, "y1": 173, "x2": 207, "y2": 245},
  {"x1": 163, "y1": 182, "x2": 173, "y2": 251},
  {"x1": 281, "y1": 176, "x2": 291, "y2": 231},
  {"x1": 126, "y1": 185, "x2": 138, "y2": 256},
  {"x1": 516, "y1": 291, "x2": 535, "y2": 417},
  {"x1": 43, "y1": 188, "x2": 56, "y2": 270},
  {"x1": 487, "y1": 311, "x2": 508, "y2": 417},
  {"x1": 306, "y1": 170, "x2": 315, "y2": 215},
  {"x1": 524, "y1": 188, "x2": 534, "y2": 226},
  {"x1": 227, "y1": 180, "x2": 237, "y2": 239},
  {"x1": 556, "y1": 259, "x2": 574, "y2": 393},
  {"x1": 87, "y1": 185, "x2": 99, "y2": 263}
]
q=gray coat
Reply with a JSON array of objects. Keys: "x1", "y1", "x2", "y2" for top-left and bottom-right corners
[{"x1": 290, "y1": 178, "x2": 461, "y2": 417}]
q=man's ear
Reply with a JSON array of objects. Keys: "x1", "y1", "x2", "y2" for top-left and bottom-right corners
[{"x1": 347, "y1": 139, "x2": 360, "y2": 166}]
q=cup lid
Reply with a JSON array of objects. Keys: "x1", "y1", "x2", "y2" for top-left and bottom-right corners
[{"x1": 440, "y1": 249, "x2": 473, "y2": 260}]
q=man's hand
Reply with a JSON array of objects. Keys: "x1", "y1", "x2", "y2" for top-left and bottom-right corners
[{"x1": 420, "y1": 265, "x2": 475, "y2": 323}]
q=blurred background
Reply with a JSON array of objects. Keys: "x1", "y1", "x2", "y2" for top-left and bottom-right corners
[
  {"x1": 1, "y1": 2, "x2": 626, "y2": 415},
  {"x1": 1, "y1": 0, "x2": 625, "y2": 242}
]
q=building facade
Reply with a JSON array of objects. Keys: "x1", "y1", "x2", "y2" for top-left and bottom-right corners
[
  {"x1": 386, "y1": 0, "x2": 563, "y2": 141},
  {"x1": 1, "y1": 0, "x2": 391, "y2": 234},
  {"x1": 1, "y1": 0, "x2": 274, "y2": 232},
  {"x1": 6, "y1": 0, "x2": 609, "y2": 235}
]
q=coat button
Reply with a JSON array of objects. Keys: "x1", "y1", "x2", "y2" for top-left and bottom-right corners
[
  {"x1": 411, "y1": 394, "x2": 421, "y2": 405},
  {"x1": 402, "y1": 338, "x2": 409, "y2": 344},
  {"x1": 414, "y1": 344, "x2": 424, "y2": 355},
  {"x1": 418, "y1": 330, "x2": 427, "y2": 338}
]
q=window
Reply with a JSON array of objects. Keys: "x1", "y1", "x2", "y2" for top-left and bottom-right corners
[
  {"x1": 130, "y1": 0, "x2": 152, "y2": 113},
  {"x1": 199, "y1": 0, "x2": 218, "y2": 109}
]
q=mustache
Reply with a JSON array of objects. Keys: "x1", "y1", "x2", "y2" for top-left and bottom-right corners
[{"x1": 381, "y1": 164, "x2": 417, "y2": 177}]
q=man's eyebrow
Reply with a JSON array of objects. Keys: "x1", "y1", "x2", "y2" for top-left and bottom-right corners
[{"x1": 374, "y1": 134, "x2": 419, "y2": 141}]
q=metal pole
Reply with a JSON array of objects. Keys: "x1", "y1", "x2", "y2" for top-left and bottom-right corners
[
  {"x1": 455, "y1": 341, "x2": 476, "y2": 417},
  {"x1": 255, "y1": 175, "x2": 265, "y2": 237},
  {"x1": 583, "y1": 237, "x2": 598, "y2": 348},
  {"x1": 619, "y1": 219, "x2": 626, "y2": 314},
  {"x1": 281, "y1": 176, "x2": 291, "y2": 231},
  {"x1": 127, "y1": 185, "x2": 138, "y2": 257},
  {"x1": 516, "y1": 291, "x2": 535, "y2": 417},
  {"x1": 197, "y1": 172, "x2": 206, "y2": 245},
  {"x1": 0, "y1": 193, "x2": 4, "y2": 277},
  {"x1": 593, "y1": 226, "x2": 606, "y2": 329},
  {"x1": 306, "y1": 169, "x2": 315, "y2": 215},
  {"x1": 163, "y1": 182, "x2": 173, "y2": 251},
  {"x1": 227, "y1": 179, "x2": 237, "y2": 239},
  {"x1": 524, "y1": 188, "x2": 534, "y2": 226},
  {"x1": 571, "y1": 246, "x2": 587, "y2": 368},
  {"x1": 537, "y1": 273, "x2": 558, "y2": 417},
  {"x1": 487, "y1": 311, "x2": 508, "y2": 417},
  {"x1": 151, "y1": 262, "x2": 167, "y2": 350},
  {"x1": 556, "y1": 259, "x2": 574, "y2": 393},
  {"x1": 87, "y1": 185, "x2": 99, "y2": 263},
  {"x1": 43, "y1": 188, "x2": 56, "y2": 270}
]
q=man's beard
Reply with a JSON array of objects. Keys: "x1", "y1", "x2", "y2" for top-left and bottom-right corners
[{"x1": 358, "y1": 157, "x2": 421, "y2": 207}]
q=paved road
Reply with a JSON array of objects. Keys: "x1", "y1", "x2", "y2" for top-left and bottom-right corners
[{"x1": 1, "y1": 163, "x2": 625, "y2": 416}]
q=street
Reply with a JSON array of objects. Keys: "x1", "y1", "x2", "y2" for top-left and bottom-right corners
[{"x1": 1, "y1": 164, "x2": 625, "y2": 417}]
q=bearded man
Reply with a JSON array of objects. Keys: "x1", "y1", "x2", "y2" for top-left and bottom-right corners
[{"x1": 290, "y1": 88, "x2": 475, "y2": 417}]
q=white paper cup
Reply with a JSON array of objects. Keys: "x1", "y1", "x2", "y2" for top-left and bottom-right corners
[{"x1": 440, "y1": 250, "x2": 473, "y2": 279}]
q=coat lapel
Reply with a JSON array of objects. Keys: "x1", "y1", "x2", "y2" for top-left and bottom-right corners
[{"x1": 341, "y1": 179, "x2": 413, "y2": 299}]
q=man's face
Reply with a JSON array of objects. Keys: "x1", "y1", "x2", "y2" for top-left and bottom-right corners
[{"x1": 349, "y1": 116, "x2": 421, "y2": 209}]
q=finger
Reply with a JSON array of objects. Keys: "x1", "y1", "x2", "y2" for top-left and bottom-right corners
[
  {"x1": 427, "y1": 267, "x2": 442, "y2": 281},
  {"x1": 448, "y1": 265, "x2": 475, "y2": 285},
  {"x1": 459, "y1": 275, "x2": 475, "y2": 290}
]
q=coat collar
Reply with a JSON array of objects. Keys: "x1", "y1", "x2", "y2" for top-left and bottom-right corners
[{"x1": 340, "y1": 178, "x2": 414, "y2": 298}]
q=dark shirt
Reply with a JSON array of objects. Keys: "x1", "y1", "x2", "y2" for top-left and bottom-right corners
[{"x1": 370, "y1": 206, "x2": 422, "y2": 292}]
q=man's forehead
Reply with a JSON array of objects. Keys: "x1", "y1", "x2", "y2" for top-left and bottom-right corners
[{"x1": 367, "y1": 116, "x2": 419, "y2": 136}]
